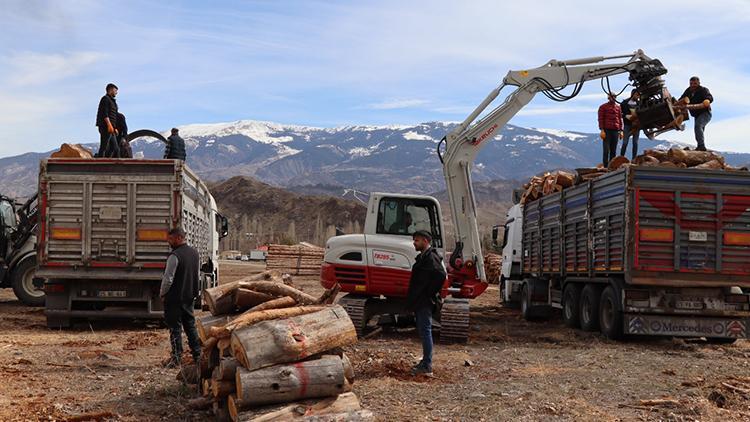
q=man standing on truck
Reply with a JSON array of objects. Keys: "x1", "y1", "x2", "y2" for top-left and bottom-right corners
[
  {"x1": 95, "y1": 83, "x2": 119, "y2": 158},
  {"x1": 620, "y1": 90, "x2": 641, "y2": 159},
  {"x1": 164, "y1": 128, "x2": 187, "y2": 160},
  {"x1": 598, "y1": 93, "x2": 623, "y2": 166},
  {"x1": 679, "y1": 76, "x2": 714, "y2": 151},
  {"x1": 160, "y1": 227, "x2": 201, "y2": 367},
  {"x1": 406, "y1": 230, "x2": 447, "y2": 377}
]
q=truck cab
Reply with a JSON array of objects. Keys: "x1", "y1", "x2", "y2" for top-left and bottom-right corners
[{"x1": 498, "y1": 203, "x2": 523, "y2": 305}]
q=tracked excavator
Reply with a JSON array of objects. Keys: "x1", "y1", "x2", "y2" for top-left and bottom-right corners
[{"x1": 321, "y1": 50, "x2": 686, "y2": 342}]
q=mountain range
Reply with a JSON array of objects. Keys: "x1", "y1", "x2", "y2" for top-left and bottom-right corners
[{"x1": 3, "y1": 119, "x2": 750, "y2": 198}]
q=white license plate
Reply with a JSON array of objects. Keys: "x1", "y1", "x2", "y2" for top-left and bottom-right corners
[
  {"x1": 689, "y1": 231, "x2": 707, "y2": 242},
  {"x1": 98, "y1": 290, "x2": 127, "y2": 298},
  {"x1": 676, "y1": 300, "x2": 704, "y2": 310}
]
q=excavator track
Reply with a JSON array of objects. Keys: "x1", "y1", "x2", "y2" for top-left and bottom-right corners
[
  {"x1": 338, "y1": 294, "x2": 370, "y2": 338},
  {"x1": 439, "y1": 298, "x2": 470, "y2": 344}
]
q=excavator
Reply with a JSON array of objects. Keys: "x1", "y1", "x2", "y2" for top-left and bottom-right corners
[{"x1": 321, "y1": 50, "x2": 687, "y2": 342}]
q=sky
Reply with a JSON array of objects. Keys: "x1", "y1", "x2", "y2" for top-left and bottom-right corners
[{"x1": 1, "y1": 0, "x2": 749, "y2": 158}]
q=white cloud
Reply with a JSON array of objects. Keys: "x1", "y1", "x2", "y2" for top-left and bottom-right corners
[
  {"x1": 661, "y1": 113, "x2": 750, "y2": 153},
  {"x1": 4, "y1": 51, "x2": 104, "y2": 86},
  {"x1": 366, "y1": 98, "x2": 429, "y2": 110}
]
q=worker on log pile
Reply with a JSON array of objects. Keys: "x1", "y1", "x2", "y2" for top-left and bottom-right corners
[
  {"x1": 160, "y1": 227, "x2": 201, "y2": 368},
  {"x1": 598, "y1": 93, "x2": 623, "y2": 166},
  {"x1": 620, "y1": 90, "x2": 641, "y2": 160},
  {"x1": 116, "y1": 112, "x2": 132, "y2": 158},
  {"x1": 164, "y1": 127, "x2": 187, "y2": 160},
  {"x1": 406, "y1": 230, "x2": 447, "y2": 377},
  {"x1": 679, "y1": 76, "x2": 714, "y2": 151},
  {"x1": 95, "y1": 83, "x2": 120, "y2": 158}
]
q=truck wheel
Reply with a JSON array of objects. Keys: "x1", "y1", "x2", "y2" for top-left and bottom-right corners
[
  {"x1": 12, "y1": 258, "x2": 45, "y2": 307},
  {"x1": 599, "y1": 286, "x2": 623, "y2": 339},
  {"x1": 521, "y1": 281, "x2": 551, "y2": 321},
  {"x1": 562, "y1": 284, "x2": 582, "y2": 328},
  {"x1": 579, "y1": 284, "x2": 601, "y2": 332}
]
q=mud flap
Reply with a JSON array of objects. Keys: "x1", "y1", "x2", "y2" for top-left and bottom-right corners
[{"x1": 625, "y1": 314, "x2": 749, "y2": 339}]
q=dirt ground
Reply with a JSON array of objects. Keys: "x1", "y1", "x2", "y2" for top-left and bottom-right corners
[{"x1": 1, "y1": 260, "x2": 749, "y2": 421}]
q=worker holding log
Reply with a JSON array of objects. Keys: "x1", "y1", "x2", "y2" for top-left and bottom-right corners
[
  {"x1": 679, "y1": 76, "x2": 714, "y2": 151},
  {"x1": 598, "y1": 93, "x2": 623, "y2": 166},
  {"x1": 160, "y1": 227, "x2": 202, "y2": 367},
  {"x1": 95, "y1": 83, "x2": 120, "y2": 158},
  {"x1": 406, "y1": 230, "x2": 447, "y2": 377}
]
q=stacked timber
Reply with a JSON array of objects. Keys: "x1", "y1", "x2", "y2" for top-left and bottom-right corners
[
  {"x1": 484, "y1": 253, "x2": 502, "y2": 284},
  {"x1": 266, "y1": 244, "x2": 325, "y2": 277},
  {"x1": 519, "y1": 148, "x2": 747, "y2": 204},
  {"x1": 185, "y1": 272, "x2": 367, "y2": 421},
  {"x1": 50, "y1": 143, "x2": 94, "y2": 159}
]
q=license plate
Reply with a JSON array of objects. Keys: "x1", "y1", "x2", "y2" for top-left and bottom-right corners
[
  {"x1": 676, "y1": 300, "x2": 704, "y2": 310},
  {"x1": 689, "y1": 231, "x2": 707, "y2": 242},
  {"x1": 98, "y1": 290, "x2": 127, "y2": 298}
]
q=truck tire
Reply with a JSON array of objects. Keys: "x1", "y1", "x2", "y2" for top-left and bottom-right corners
[
  {"x1": 562, "y1": 284, "x2": 582, "y2": 328},
  {"x1": 521, "y1": 281, "x2": 551, "y2": 321},
  {"x1": 579, "y1": 284, "x2": 601, "y2": 332},
  {"x1": 11, "y1": 257, "x2": 45, "y2": 307},
  {"x1": 598, "y1": 286, "x2": 623, "y2": 339}
]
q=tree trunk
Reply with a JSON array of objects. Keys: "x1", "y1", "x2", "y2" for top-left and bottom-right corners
[
  {"x1": 248, "y1": 296, "x2": 296, "y2": 313},
  {"x1": 211, "y1": 306, "x2": 326, "y2": 339},
  {"x1": 231, "y1": 306, "x2": 357, "y2": 371},
  {"x1": 204, "y1": 271, "x2": 283, "y2": 315},
  {"x1": 298, "y1": 410, "x2": 374, "y2": 421},
  {"x1": 235, "y1": 289, "x2": 275, "y2": 310},
  {"x1": 228, "y1": 394, "x2": 246, "y2": 422},
  {"x1": 219, "y1": 358, "x2": 240, "y2": 381},
  {"x1": 235, "y1": 355, "x2": 350, "y2": 407},
  {"x1": 212, "y1": 378, "x2": 236, "y2": 398},
  {"x1": 237, "y1": 281, "x2": 317, "y2": 305},
  {"x1": 187, "y1": 396, "x2": 214, "y2": 410},
  {"x1": 239, "y1": 392, "x2": 362, "y2": 422},
  {"x1": 667, "y1": 147, "x2": 724, "y2": 167},
  {"x1": 198, "y1": 314, "x2": 229, "y2": 342},
  {"x1": 218, "y1": 338, "x2": 232, "y2": 357}
]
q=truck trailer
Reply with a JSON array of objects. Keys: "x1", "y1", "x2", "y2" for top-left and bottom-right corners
[
  {"x1": 36, "y1": 158, "x2": 228, "y2": 328},
  {"x1": 500, "y1": 165, "x2": 750, "y2": 342}
]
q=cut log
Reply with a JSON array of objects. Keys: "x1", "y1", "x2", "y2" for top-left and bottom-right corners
[
  {"x1": 667, "y1": 147, "x2": 724, "y2": 167},
  {"x1": 211, "y1": 305, "x2": 326, "y2": 339},
  {"x1": 235, "y1": 289, "x2": 275, "y2": 310},
  {"x1": 204, "y1": 271, "x2": 282, "y2": 315},
  {"x1": 50, "y1": 143, "x2": 94, "y2": 159},
  {"x1": 212, "y1": 378, "x2": 236, "y2": 398},
  {"x1": 187, "y1": 396, "x2": 214, "y2": 410},
  {"x1": 694, "y1": 159, "x2": 724, "y2": 169},
  {"x1": 300, "y1": 410, "x2": 374, "y2": 421},
  {"x1": 203, "y1": 379, "x2": 212, "y2": 397},
  {"x1": 219, "y1": 358, "x2": 240, "y2": 381},
  {"x1": 643, "y1": 149, "x2": 668, "y2": 162},
  {"x1": 228, "y1": 394, "x2": 247, "y2": 422},
  {"x1": 218, "y1": 338, "x2": 232, "y2": 357},
  {"x1": 231, "y1": 305, "x2": 357, "y2": 371},
  {"x1": 198, "y1": 315, "x2": 229, "y2": 342},
  {"x1": 235, "y1": 355, "x2": 349, "y2": 406},
  {"x1": 608, "y1": 155, "x2": 630, "y2": 171},
  {"x1": 241, "y1": 392, "x2": 362, "y2": 422},
  {"x1": 248, "y1": 296, "x2": 297, "y2": 313},
  {"x1": 237, "y1": 281, "x2": 317, "y2": 305},
  {"x1": 633, "y1": 155, "x2": 660, "y2": 166},
  {"x1": 316, "y1": 284, "x2": 341, "y2": 305}
]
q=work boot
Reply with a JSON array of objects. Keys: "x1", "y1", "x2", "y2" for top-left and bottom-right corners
[{"x1": 410, "y1": 363, "x2": 433, "y2": 377}]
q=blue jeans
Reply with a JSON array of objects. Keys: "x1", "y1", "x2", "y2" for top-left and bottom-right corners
[
  {"x1": 414, "y1": 306, "x2": 433, "y2": 369},
  {"x1": 694, "y1": 111, "x2": 712, "y2": 150},
  {"x1": 620, "y1": 124, "x2": 640, "y2": 159}
]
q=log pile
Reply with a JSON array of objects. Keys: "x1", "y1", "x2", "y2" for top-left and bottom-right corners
[
  {"x1": 185, "y1": 271, "x2": 365, "y2": 421},
  {"x1": 50, "y1": 143, "x2": 94, "y2": 159},
  {"x1": 266, "y1": 244, "x2": 325, "y2": 277},
  {"x1": 484, "y1": 253, "x2": 502, "y2": 284},
  {"x1": 519, "y1": 148, "x2": 747, "y2": 204}
]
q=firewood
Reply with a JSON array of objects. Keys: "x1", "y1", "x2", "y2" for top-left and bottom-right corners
[
  {"x1": 204, "y1": 271, "x2": 284, "y2": 315},
  {"x1": 694, "y1": 159, "x2": 724, "y2": 169},
  {"x1": 202, "y1": 379, "x2": 212, "y2": 397},
  {"x1": 235, "y1": 289, "x2": 275, "y2": 310},
  {"x1": 316, "y1": 284, "x2": 341, "y2": 305},
  {"x1": 248, "y1": 296, "x2": 297, "y2": 313},
  {"x1": 211, "y1": 306, "x2": 326, "y2": 339},
  {"x1": 667, "y1": 147, "x2": 724, "y2": 167},
  {"x1": 633, "y1": 155, "x2": 660, "y2": 166},
  {"x1": 218, "y1": 338, "x2": 232, "y2": 357},
  {"x1": 187, "y1": 396, "x2": 214, "y2": 410},
  {"x1": 198, "y1": 315, "x2": 229, "y2": 342},
  {"x1": 241, "y1": 392, "x2": 363, "y2": 422},
  {"x1": 643, "y1": 149, "x2": 668, "y2": 162},
  {"x1": 237, "y1": 281, "x2": 317, "y2": 305},
  {"x1": 231, "y1": 306, "x2": 357, "y2": 371},
  {"x1": 638, "y1": 398, "x2": 680, "y2": 407},
  {"x1": 213, "y1": 378, "x2": 236, "y2": 398},
  {"x1": 219, "y1": 358, "x2": 240, "y2": 381},
  {"x1": 607, "y1": 155, "x2": 630, "y2": 171}
]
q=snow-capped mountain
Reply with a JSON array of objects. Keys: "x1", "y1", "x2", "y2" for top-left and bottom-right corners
[{"x1": 2, "y1": 120, "x2": 750, "y2": 198}]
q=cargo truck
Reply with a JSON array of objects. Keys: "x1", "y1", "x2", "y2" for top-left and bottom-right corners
[
  {"x1": 36, "y1": 158, "x2": 228, "y2": 328},
  {"x1": 499, "y1": 166, "x2": 750, "y2": 342}
]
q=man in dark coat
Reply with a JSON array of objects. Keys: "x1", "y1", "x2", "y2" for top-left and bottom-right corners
[
  {"x1": 159, "y1": 227, "x2": 201, "y2": 367},
  {"x1": 116, "y1": 112, "x2": 132, "y2": 158},
  {"x1": 406, "y1": 230, "x2": 446, "y2": 376},
  {"x1": 619, "y1": 90, "x2": 641, "y2": 159},
  {"x1": 164, "y1": 128, "x2": 187, "y2": 160},
  {"x1": 95, "y1": 83, "x2": 120, "y2": 158},
  {"x1": 679, "y1": 76, "x2": 714, "y2": 151}
]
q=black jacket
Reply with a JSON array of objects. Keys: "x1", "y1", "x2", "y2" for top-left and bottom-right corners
[
  {"x1": 620, "y1": 98, "x2": 637, "y2": 122},
  {"x1": 680, "y1": 86, "x2": 713, "y2": 117},
  {"x1": 165, "y1": 134, "x2": 186, "y2": 160},
  {"x1": 96, "y1": 95, "x2": 118, "y2": 128},
  {"x1": 406, "y1": 247, "x2": 447, "y2": 311},
  {"x1": 165, "y1": 244, "x2": 200, "y2": 305}
]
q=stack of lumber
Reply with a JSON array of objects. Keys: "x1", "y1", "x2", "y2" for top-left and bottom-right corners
[
  {"x1": 185, "y1": 271, "x2": 367, "y2": 421},
  {"x1": 484, "y1": 253, "x2": 502, "y2": 284},
  {"x1": 50, "y1": 143, "x2": 94, "y2": 159},
  {"x1": 266, "y1": 244, "x2": 325, "y2": 277},
  {"x1": 520, "y1": 148, "x2": 747, "y2": 205}
]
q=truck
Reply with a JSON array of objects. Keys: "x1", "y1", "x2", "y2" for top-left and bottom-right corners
[
  {"x1": 322, "y1": 49, "x2": 691, "y2": 342},
  {"x1": 499, "y1": 166, "x2": 750, "y2": 342},
  {"x1": 0, "y1": 193, "x2": 44, "y2": 306},
  {"x1": 36, "y1": 157, "x2": 229, "y2": 328}
]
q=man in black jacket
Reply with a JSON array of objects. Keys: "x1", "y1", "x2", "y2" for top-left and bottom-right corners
[
  {"x1": 620, "y1": 90, "x2": 641, "y2": 159},
  {"x1": 679, "y1": 76, "x2": 714, "y2": 151},
  {"x1": 164, "y1": 128, "x2": 187, "y2": 160},
  {"x1": 95, "y1": 83, "x2": 119, "y2": 158},
  {"x1": 160, "y1": 227, "x2": 201, "y2": 367},
  {"x1": 406, "y1": 230, "x2": 446, "y2": 376},
  {"x1": 116, "y1": 112, "x2": 132, "y2": 158}
]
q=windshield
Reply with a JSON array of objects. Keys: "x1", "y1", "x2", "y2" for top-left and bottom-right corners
[{"x1": 376, "y1": 197, "x2": 442, "y2": 248}]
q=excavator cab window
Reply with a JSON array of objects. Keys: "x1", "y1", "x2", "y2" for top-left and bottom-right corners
[
  {"x1": 376, "y1": 197, "x2": 442, "y2": 248},
  {"x1": 0, "y1": 199, "x2": 16, "y2": 260}
]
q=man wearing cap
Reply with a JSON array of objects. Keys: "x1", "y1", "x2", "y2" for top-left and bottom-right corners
[
  {"x1": 164, "y1": 128, "x2": 187, "y2": 160},
  {"x1": 679, "y1": 76, "x2": 714, "y2": 151},
  {"x1": 95, "y1": 83, "x2": 119, "y2": 158},
  {"x1": 406, "y1": 230, "x2": 447, "y2": 376}
]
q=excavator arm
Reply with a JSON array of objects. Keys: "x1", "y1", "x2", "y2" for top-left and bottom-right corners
[{"x1": 438, "y1": 49, "x2": 680, "y2": 293}]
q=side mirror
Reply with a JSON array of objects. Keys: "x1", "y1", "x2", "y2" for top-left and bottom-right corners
[
  {"x1": 219, "y1": 215, "x2": 229, "y2": 239},
  {"x1": 491, "y1": 226, "x2": 499, "y2": 247}
]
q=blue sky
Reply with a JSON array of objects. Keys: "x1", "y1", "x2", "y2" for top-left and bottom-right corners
[{"x1": 1, "y1": 0, "x2": 749, "y2": 158}]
